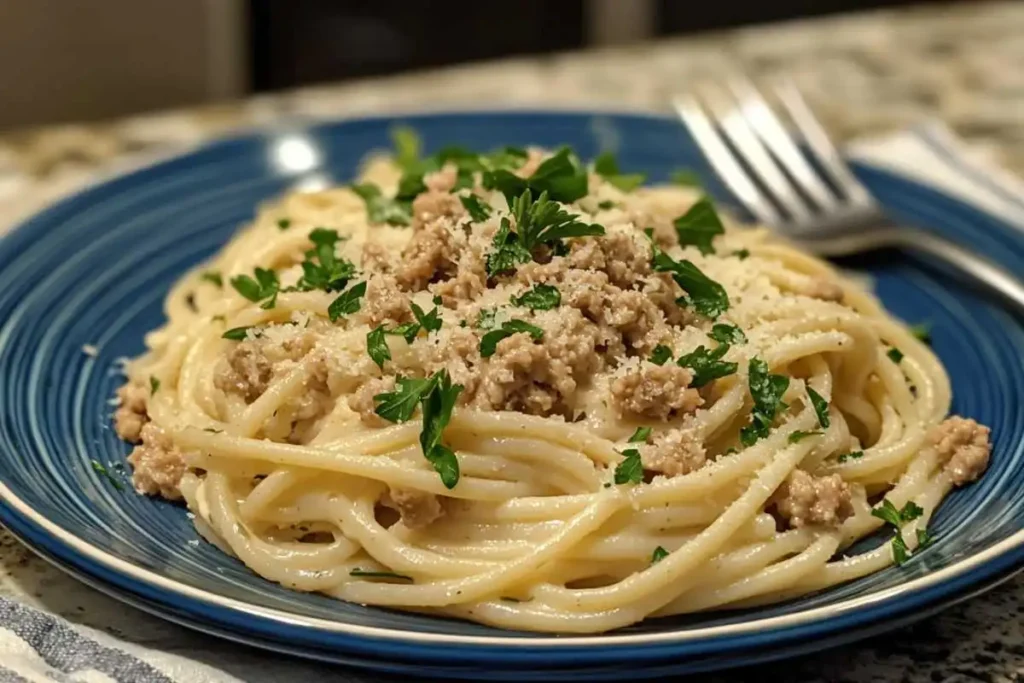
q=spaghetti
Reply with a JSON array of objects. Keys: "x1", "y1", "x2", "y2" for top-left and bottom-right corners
[{"x1": 114, "y1": 139, "x2": 991, "y2": 633}]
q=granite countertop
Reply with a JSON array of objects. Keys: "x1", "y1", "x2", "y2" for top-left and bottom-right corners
[{"x1": 2, "y1": 2, "x2": 1023, "y2": 681}]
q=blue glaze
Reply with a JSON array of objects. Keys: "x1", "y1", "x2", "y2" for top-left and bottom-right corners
[{"x1": 0, "y1": 111, "x2": 1021, "y2": 678}]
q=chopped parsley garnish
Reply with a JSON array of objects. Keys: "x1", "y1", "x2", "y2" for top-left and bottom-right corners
[
  {"x1": 150, "y1": 376, "x2": 160, "y2": 394},
  {"x1": 500, "y1": 596, "x2": 523, "y2": 603},
  {"x1": 349, "y1": 568, "x2": 414, "y2": 582},
  {"x1": 486, "y1": 190, "x2": 604, "y2": 276},
  {"x1": 593, "y1": 151, "x2": 646, "y2": 192},
  {"x1": 887, "y1": 347, "x2": 904, "y2": 364},
  {"x1": 807, "y1": 387, "x2": 830, "y2": 429},
  {"x1": 390, "y1": 125, "x2": 421, "y2": 169},
  {"x1": 597, "y1": 200, "x2": 618, "y2": 210},
  {"x1": 327, "y1": 281, "x2": 367, "y2": 322},
  {"x1": 277, "y1": 218, "x2": 291, "y2": 230},
  {"x1": 739, "y1": 358, "x2": 791, "y2": 447},
  {"x1": 483, "y1": 147, "x2": 589, "y2": 205},
  {"x1": 231, "y1": 267, "x2": 279, "y2": 310},
  {"x1": 910, "y1": 323, "x2": 932, "y2": 344},
  {"x1": 203, "y1": 427, "x2": 223, "y2": 433},
  {"x1": 673, "y1": 197, "x2": 725, "y2": 256},
  {"x1": 410, "y1": 300, "x2": 443, "y2": 334},
  {"x1": 367, "y1": 326, "x2": 390, "y2": 369},
  {"x1": 91, "y1": 460, "x2": 123, "y2": 491},
  {"x1": 788, "y1": 430, "x2": 823, "y2": 443},
  {"x1": 418, "y1": 369, "x2": 464, "y2": 489},
  {"x1": 614, "y1": 448, "x2": 643, "y2": 485},
  {"x1": 460, "y1": 194, "x2": 492, "y2": 222},
  {"x1": 475, "y1": 308, "x2": 500, "y2": 330},
  {"x1": 676, "y1": 345, "x2": 738, "y2": 388},
  {"x1": 374, "y1": 376, "x2": 437, "y2": 423},
  {"x1": 670, "y1": 169, "x2": 702, "y2": 187},
  {"x1": 222, "y1": 326, "x2": 255, "y2": 341},
  {"x1": 390, "y1": 321, "x2": 421, "y2": 344},
  {"x1": 629, "y1": 426, "x2": 652, "y2": 443},
  {"x1": 373, "y1": 370, "x2": 465, "y2": 488},
  {"x1": 916, "y1": 528, "x2": 933, "y2": 550},
  {"x1": 200, "y1": 270, "x2": 223, "y2": 287},
  {"x1": 651, "y1": 244, "x2": 729, "y2": 318},
  {"x1": 649, "y1": 345, "x2": 673, "y2": 366},
  {"x1": 871, "y1": 499, "x2": 925, "y2": 565},
  {"x1": 479, "y1": 319, "x2": 544, "y2": 357},
  {"x1": 733, "y1": 249, "x2": 751, "y2": 260},
  {"x1": 651, "y1": 546, "x2": 669, "y2": 564},
  {"x1": 838, "y1": 450, "x2": 864, "y2": 463},
  {"x1": 511, "y1": 283, "x2": 561, "y2": 311},
  {"x1": 351, "y1": 182, "x2": 412, "y2": 226},
  {"x1": 709, "y1": 323, "x2": 746, "y2": 345},
  {"x1": 295, "y1": 229, "x2": 357, "y2": 292}
]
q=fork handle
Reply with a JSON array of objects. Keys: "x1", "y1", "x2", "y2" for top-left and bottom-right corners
[{"x1": 796, "y1": 226, "x2": 1024, "y2": 313}]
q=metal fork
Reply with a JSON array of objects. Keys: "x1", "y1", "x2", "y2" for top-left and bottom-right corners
[{"x1": 674, "y1": 79, "x2": 1024, "y2": 311}]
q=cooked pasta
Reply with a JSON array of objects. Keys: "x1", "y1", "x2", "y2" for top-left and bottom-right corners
[{"x1": 113, "y1": 138, "x2": 992, "y2": 633}]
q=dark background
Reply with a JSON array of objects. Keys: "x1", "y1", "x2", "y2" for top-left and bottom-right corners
[{"x1": 250, "y1": 0, "x2": 946, "y2": 91}]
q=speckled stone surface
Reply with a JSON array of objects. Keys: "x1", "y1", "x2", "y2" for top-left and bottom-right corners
[{"x1": 1, "y1": 2, "x2": 1023, "y2": 681}]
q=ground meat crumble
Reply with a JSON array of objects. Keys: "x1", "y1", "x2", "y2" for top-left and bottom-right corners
[
  {"x1": 128, "y1": 423, "x2": 186, "y2": 500},
  {"x1": 114, "y1": 382, "x2": 149, "y2": 443},
  {"x1": 929, "y1": 416, "x2": 991, "y2": 486},
  {"x1": 381, "y1": 487, "x2": 445, "y2": 529},
  {"x1": 772, "y1": 469, "x2": 854, "y2": 529},
  {"x1": 611, "y1": 364, "x2": 703, "y2": 421}
]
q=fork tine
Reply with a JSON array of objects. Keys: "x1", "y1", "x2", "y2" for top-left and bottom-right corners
[
  {"x1": 773, "y1": 80, "x2": 872, "y2": 206},
  {"x1": 672, "y1": 94, "x2": 781, "y2": 226},
  {"x1": 726, "y1": 78, "x2": 839, "y2": 211},
  {"x1": 697, "y1": 82, "x2": 813, "y2": 223}
]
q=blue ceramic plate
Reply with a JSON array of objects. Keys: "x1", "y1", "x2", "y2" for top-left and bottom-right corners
[{"x1": 0, "y1": 112, "x2": 1022, "y2": 679}]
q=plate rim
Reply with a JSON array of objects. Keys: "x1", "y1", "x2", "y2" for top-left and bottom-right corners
[{"x1": 1, "y1": 108, "x2": 1023, "y2": 652}]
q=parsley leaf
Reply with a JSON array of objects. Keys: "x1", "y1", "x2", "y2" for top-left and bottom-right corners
[
  {"x1": 614, "y1": 449, "x2": 643, "y2": 485},
  {"x1": 350, "y1": 568, "x2": 414, "y2": 582},
  {"x1": 486, "y1": 216, "x2": 533, "y2": 275},
  {"x1": 150, "y1": 376, "x2": 160, "y2": 394},
  {"x1": 460, "y1": 194, "x2": 492, "y2": 222},
  {"x1": 367, "y1": 326, "x2": 391, "y2": 369},
  {"x1": 788, "y1": 430, "x2": 823, "y2": 443},
  {"x1": 295, "y1": 229, "x2": 357, "y2": 292},
  {"x1": 390, "y1": 125, "x2": 422, "y2": 169},
  {"x1": 837, "y1": 451, "x2": 864, "y2": 463},
  {"x1": 231, "y1": 267, "x2": 279, "y2": 309},
  {"x1": 410, "y1": 301, "x2": 443, "y2": 334},
  {"x1": 651, "y1": 245, "x2": 729, "y2": 318},
  {"x1": 483, "y1": 147, "x2": 589, "y2": 204},
  {"x1": 200, "y1": 270, "x2": 223, "y2": 287},
  {"x1": 597, "y1": 200, "x2": 618, "y2": 210},
  {"x1": 91, "y1": 460, "x2": 123, "y2": 491},
  {"x1": 419, "y1": 369, "x2": 464, "y2": 489},
  {"x1": 475, "y1": 308, "x2": 500, "y2": 330},
  {"x1": 222, "y1": 326, "x2": 255, "y2": 341},
  {"x1": 352, "y1": 182, "x2": 412, "y2": 226},
  {"x1": 593, "y1": 151, "x2": 646, "y2": 192},
  {"x1": 677, "y1": 344, "x2": 738, "y2": 387},
  {"x1": 910, "y1": 323, "x2": 932, "y2": 344},
  {"x1": 479, "y1": 319, "x2": 544, "y2": 357},
  {"x1": 709, "y1": 323, "x2": 746, "y2": 345},
  {"x1": 629, "y1": 426, "x2": 652, "y2": 443},
  {"x1": 649, "y1": 345, "x2": 672, "y2": 366},
  {"x1": 374, "y1": 376, "x2": 437, "y2": 423},
  {"x1": 670, "y1": 169, "x2": 702, "y2": 187},
  {"x1": 327, "y1": 281, "x2": 367, "y2": 322},
  {"x1": 887, "y1": 347, "x2": 904, "y2": 363},
  {"x1": 511, "y1": 284, "x2": 561, "y2": 311},
  {"x1": 485, "y1": 191, "x2": 604, "y2": 276},
  {"x1": 390, "y1": 321, "x2": 421, "y2": 344},
  {"x1": 739, "y1": 358, "x2": 790, "y2": 446},
  {"x1": 806, "y1": 387, "x2": 831, "y2": 428},
  {"x1": 651, "y1": 546, "x2": 669, "y2": 564},
  {"x1": 871, "y1": 499, "x2": 926, "y2": 566},
  {"x1": 277, "y1": 218, "x2": 291, "y2": 230},
  {"x1": 674, "y1": 198, "x2": 725, "y2": 256},
  {"x1": 733, "y1": 249, "x2": 750, "y2": 260},
  {"x1": 916, "y1": 528, "x2": 933, "y2": 549}
]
